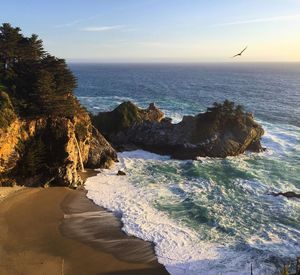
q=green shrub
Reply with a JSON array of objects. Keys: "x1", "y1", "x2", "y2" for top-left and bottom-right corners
[
  {"x1": 93, "y1": 101, "x2": 143, "y2": 134},
  {"x1": 75, "y1": 121, "x2": 88, "y2": 140},
  {"x1": 0, "y1": 91, "x2": 16, "y2": 129}
]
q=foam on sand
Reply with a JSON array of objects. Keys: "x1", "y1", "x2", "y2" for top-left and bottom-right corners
[{"x1": 85, "y1": 151, "x2": 286, "y2": 275}]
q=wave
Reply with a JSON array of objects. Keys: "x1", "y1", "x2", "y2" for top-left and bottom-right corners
[
  {"x1": 85, "y1": 119, "x2": 300, "y2": 275},
  {"x1": 85, "y1": 158, "x2": 254, "y2": 274},
  {"x1": 85, "y1": 150, "x2": 300, "y2": 274}
]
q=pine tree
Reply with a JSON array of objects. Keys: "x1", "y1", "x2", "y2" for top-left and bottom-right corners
[{"x1": 0, "y1": 23, "x2": 78, "y2": 118}]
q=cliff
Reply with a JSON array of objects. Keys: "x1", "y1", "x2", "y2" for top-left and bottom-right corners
[
  {"x1": 93, "y1": 101, "x2": 265, "y2": 159},
  {"x1": 0, "y1": 23, "x2": 117, "y2": 187},
  {"x1": 0, "y1": 91, "x2": 117, "y2": 187}
]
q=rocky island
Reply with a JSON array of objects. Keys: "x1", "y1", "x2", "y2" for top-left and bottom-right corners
[{"x1": 93, "y1": 100, "x2": 265, "y2": 160}]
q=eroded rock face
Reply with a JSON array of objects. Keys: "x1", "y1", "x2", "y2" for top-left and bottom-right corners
[
  {"x1": 0, "y1": 92, "x2": 117, "y2": 187},
  {"x1": 86, "y1": 126, "x2": 118, "y2": 169},
  {"x1": 94, "y1": 101, "x2": 265, "y2": 160}
]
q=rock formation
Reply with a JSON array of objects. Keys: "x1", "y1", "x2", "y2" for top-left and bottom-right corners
[
  {"x1": 117, "y1": 170, "x2": 126, "y2": 176},
  {"x1": 92, "y1": 101, "x2": 164, "y2": 135},
  {"x1": 0, "y1": 23, "x2": 117, "y2": 188},
  {"x1": 0, "y1": 91, "x2": 117, "y2": 188},
  {"x1": 93, "y1": 100, "x2": 265, "y2": 160},
  {"x1": 271, "y1": 191, "x2": 300, "y2": 199}
]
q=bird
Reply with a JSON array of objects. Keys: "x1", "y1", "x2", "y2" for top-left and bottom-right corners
[{"x1": 232, "y1": 46, "x2": 247, "y2": 58}]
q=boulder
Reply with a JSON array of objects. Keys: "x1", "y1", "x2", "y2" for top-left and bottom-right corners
[
  {"x1": 117, "y1": 170, "x2": 126, "y2": 176},
  {"x1": 271, "y1": 191, "x2": 300, "y2": 199}
]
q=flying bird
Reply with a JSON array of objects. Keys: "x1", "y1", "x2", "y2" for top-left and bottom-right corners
[{"x1": 232, "y1": 46, "x2": 247, "y2": 58}]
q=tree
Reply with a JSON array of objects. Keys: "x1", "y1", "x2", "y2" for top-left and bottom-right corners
[
  {"x1": 19, "y1": 137, "x2": 47, "y2": 176},
  {"x1": 0, "y1": 23, "x2": 78, "y2": 118},
  {"x1": 0, "y1": 23, "x2": 23, "y2": 86},
  {"x1": 223, "y1": 99, "x2": 235, "y2": 114},
  {"x1": 235, "y1": 104, "x2": 245, "y2": 119}
]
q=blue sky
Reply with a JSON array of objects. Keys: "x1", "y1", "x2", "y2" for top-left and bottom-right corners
[{"x1": 2, "y1": 0, "x2": 300, "y2": 62}]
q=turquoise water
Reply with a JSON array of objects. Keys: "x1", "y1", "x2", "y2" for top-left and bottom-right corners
[{"x1": 73, "y1": 63, "x2": 300, "y2": 274}]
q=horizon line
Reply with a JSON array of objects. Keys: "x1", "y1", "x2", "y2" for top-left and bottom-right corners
[{"x1": 66, "y1": 60, "x2": 300, "y2": 64}]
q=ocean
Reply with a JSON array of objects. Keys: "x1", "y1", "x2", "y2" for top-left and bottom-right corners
[{"x1": 70, "y1": 63, "x2": 300, "y2": 275}]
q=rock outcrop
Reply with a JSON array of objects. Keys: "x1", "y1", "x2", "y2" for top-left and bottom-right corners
[
  {"x1": 0, "y1": 91, "x2": 117, "y2": 188},
  {"x1": 92, "y1": 101, "x2": 164, "y2": 135},
  {"x1": 0, "y1": 23, "x2": 118, "y2": 188},
  {"x1": 271, "y1": 191, "x2": 300, "y2": 199},
  {"x1": 93, "y1": 101, "x2": 265, "y2": 160}
]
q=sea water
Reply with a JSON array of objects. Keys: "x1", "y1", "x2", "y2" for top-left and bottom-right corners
[{"x1": 71, "y1": 63, "x2": 300, "y2": 274}]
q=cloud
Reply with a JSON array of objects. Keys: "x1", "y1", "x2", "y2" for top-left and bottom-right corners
[
  {"x1": 55, "y1": 14, "x2": 102, "y2": 28},
  {"x1": 81, "y1": 25, "x2": 125, "y2": 32},
  {"x1": 215, "y1": 14, "x2": 300, "y2": 27}
]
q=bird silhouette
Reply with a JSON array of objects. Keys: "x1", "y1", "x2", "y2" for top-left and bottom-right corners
[{"x1": 232, "y1": 46, "x2": 247, "y2": 58}]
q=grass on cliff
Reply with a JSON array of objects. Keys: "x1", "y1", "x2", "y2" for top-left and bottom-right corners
[{"x1": 0, "y1": 91, "x2": 16, "y2": 130}]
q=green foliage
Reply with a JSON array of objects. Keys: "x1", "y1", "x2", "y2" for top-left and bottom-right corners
[
  {"x1": 50, "y1": 121, "x2": 67, "y2": 140},
  {"x1": 93, "y1": 101, "x2": 143, "y2": 134},
  {"x1": 19, "y1": 137, "x2": 47, "y2": 176},
  {"x1": 0, "y1": 90, "x2": 16, "y2": 129},
  {"x1": 190, "y1": 100, "x2": 246, "y2": 142},
  {"x1": 75, "y1": 121, "x2": 88, "y2": 140},
  {"x1": 207, "y1": 100, "x2": 245, "y2": 119},
  {"x1": 0, "y1": 23, "x2": 77, "y2": 118}
]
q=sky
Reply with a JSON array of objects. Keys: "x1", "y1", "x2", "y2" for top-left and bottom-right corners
[{"x1": 2, "y1": 0, "x2": 300, "y2": 62}]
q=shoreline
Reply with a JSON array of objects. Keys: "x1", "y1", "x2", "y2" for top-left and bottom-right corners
[
  {"x1": 0, "y1": 186, "x2": 168, "y2": 275},
  {"x1": 0, "y1": 185, "x2": 25, "y2": 202}
]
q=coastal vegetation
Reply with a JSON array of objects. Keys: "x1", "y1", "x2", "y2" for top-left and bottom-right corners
[
  {"x1": 0, "y1": 23, "x2": 117, "y2": 187},
  {"x1": 0, "y1": 90, "x2": 16, "y2": 129},
  {"x1": 0, "y1": 23, "x2": 78, "y2": 117},
  {"x1": 92, "y1": 101, "x2": 164, "y2": 135}
]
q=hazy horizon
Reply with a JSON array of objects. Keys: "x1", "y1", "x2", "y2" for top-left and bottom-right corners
[
  {"x1": 67, "y1": 60, "x2": 300, "y2": 64},
  {"x1": 3, "y1": 0, "x2": 300, "y2": 62}
]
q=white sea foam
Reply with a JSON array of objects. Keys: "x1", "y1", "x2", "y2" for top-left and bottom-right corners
[
  {"x1": 84, "y1": 119, "x2": 300, "y2": 275},
  {"x1": 85, "y1": 150, "x2": 292, "y2": 275}
]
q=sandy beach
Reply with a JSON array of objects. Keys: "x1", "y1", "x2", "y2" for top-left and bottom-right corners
[{"x1": 0, "y1": 187, "x2": 168, "y2": 275}]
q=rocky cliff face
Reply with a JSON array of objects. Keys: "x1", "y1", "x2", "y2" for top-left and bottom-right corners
[
  {"x1": 0, "y1": 91, "x2": 117, "y2": 187},
  {"x1": 93, "y1": 101, "x2": 265, "y2": 160}
]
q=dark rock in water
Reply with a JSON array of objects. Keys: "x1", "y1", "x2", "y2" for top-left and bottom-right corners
[
  {"x1": 271, "y1": 191, "x2": 300, "y2": 199},
  {"x1": 117, "y1": 170, "x2": 126, "y2": 176},
  {"x1": 93, "y1": 100, "x2": 265, "y2": 160},
  {"x1": 92, "y1": 101, "x2": 164, "y2": 135}
]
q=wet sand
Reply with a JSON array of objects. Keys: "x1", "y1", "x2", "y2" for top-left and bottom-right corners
[
  {"x1": 0, "y1": 186, "x2": 24, "y2": 202},
  {"x1": 0, "y1": 187, "x2": 168, "y2": 275}
]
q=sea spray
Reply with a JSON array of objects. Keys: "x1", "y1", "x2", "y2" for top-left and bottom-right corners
[
  {"x1": 76, "y1": 63, "x2": 300, "y2": 274},
  {"x1": 85, "y1": 123, "x2": 300, "y2": 274}
]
